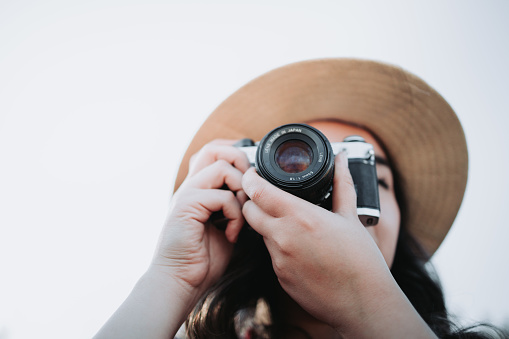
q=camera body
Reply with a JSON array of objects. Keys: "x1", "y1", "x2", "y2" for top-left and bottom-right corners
[{"x1": 236, "y1": 123, "x2": 380, "y2": 226}]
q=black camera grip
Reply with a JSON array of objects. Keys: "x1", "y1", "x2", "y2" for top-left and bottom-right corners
[{"x1": 348, "y1": 161, "x2": 380, "y2": 210}]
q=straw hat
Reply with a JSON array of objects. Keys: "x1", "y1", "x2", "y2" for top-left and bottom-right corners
[{"x1": 174, "y1": 58, "x2": 468, "y2": 256}]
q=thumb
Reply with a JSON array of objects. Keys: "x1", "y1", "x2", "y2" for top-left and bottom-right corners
[{"x1": 332, "y1": 151, "x2": 358, "y2": 216}]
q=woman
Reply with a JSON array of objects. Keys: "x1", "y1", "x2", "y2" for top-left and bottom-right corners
[{"x1": 94, "y1": 59, "x2": 504, "y2": 338}]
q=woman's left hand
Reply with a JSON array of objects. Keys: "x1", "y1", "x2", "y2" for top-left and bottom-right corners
[{"x1": 242, "y1": 152, "x2": 435, "y2": 338}]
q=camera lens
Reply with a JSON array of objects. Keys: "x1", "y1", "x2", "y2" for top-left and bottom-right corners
[
  {"x1": 255, "y1": 123, "x2": 334, "y2": 205},
  {"x1": 275, "y1": 140, "x2": 313, "y2": 173}
]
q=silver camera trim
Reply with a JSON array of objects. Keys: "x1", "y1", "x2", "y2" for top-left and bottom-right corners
[
  {"x1": 331, "y1": 141, "x2": 375, "y2": 163},
  {"x1": 241, "y1": 145, "x2": 258, "y2": 166}
]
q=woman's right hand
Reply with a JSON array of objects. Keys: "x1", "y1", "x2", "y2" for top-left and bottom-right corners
[
  {"x1": 149, "y1": 140, "x2": 251, "y2": 304},
  {"x1": 94, "y1": 141, "x2": 251, "y2": 339}
]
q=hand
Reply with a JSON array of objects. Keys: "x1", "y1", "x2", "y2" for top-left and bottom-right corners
[
  {"x1": 150, "y1": 140, "x2": 250, "y2": 303},
  {"x1": 242, "y1": 152, "x2": 433, "y2": 337},
  {"x1": 95, "y1": 141, "x2": 252, "y2": 339}
]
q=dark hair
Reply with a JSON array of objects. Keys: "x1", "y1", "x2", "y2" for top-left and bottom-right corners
[{"x1": 185, "y1": 226, "x2": 277, "y2": 338}]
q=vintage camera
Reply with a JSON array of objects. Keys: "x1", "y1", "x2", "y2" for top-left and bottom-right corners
[{"x1": 235, "y1": 123, "x2": 380, "y2": 226}]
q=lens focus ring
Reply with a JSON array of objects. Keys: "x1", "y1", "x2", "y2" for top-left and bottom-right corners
[{"x1": 255, "y1": 123, "x2": 334, "y2": 205}]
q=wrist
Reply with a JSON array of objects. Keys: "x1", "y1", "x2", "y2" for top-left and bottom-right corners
[
  {"x1": 134, "y1": 266, "x2": 199, "y2": 332},
  {"x1": 334, "y1": 271, "x2": 435, "y2": 339},
  {"x1": 94, "y1": 266, "x2": 201, "y2": 339},
  {"x1": 143, "y1": 264, "x2": 200, "y2": 309}
]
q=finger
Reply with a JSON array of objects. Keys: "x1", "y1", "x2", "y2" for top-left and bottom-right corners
[
  {"x1": 236, "y1": 190, "x2": 249, "y2": 207},
  {"x1": 242, "y1": 167, "x2": 304, "y2": 218},
  {"x1": 207, "y1": 190, "x2": 244, "y2": 244},
  {"x1": 188, "y1": 144, "x2": 251, "y2": 176},
  {"x1": 185, "y1": 159, "x2": 244, "y2": 192},
  {"x1": 183, "y1": 189, "x2": 244, "y2": 239},
  {"x1": 221, "y1": 194, "x2": 245, "y2": 244},
  {"x1": 208, "y1": 139, "x2": 241, "y2": 145},
  {"x1": 332, "y1": 152, "x2": 358, "y2": 216},
  {"x1": 188, "y1": 139, "x2": 240, "y2": 167},
  {"x1": 200, "y1": 190, "x2": 245, "y2": 243},
  {"x1": 242, "y1": 199, "x2": 273, "y2": 237}
]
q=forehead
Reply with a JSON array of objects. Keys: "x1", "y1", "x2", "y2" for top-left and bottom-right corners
[{"x1": 306, "y1": 120, "x2": 388, "y2": 159}]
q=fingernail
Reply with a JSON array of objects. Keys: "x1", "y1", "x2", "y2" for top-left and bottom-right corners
[{"x1": 242, "y1": 168, "x2": 254, "y2": 198}]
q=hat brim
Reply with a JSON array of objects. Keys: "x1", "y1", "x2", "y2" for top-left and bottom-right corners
[{"x1": 174, "y1": 58, "x2": 468, "y2": 256}]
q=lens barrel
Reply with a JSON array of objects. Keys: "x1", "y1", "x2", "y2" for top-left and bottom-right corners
[{"x1": 255, "y1": 123, "x2": 335, "y2": 205}]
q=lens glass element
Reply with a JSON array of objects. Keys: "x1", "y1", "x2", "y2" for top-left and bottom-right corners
[{"x1": 275, "y1": 140, "x2": 313, "y2": 173}]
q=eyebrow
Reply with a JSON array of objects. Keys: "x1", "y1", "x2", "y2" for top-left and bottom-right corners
[{"x1": 375, "y1": 156, "x2": 390, "y2": 168}]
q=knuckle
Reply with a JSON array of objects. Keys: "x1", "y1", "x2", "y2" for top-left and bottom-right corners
[
  {"x1": 214, "y1": 158, "x2": 230, "y2": 169},
  {"x1": 274, "y1": 233, "x2": 293, "y2": 256},
  {"x1": 249, "y1": 182, "x2": 266, "y2": 201},
  {"x1": 272, "y1": 256, "x2": 286, "y2": 276},
  {"x1": 198, "y1": 143, "x2": 218, "y2": 160},
  {"x1": 222, "y1": 189, "x2": 236, "y2": 202},
  {"x1": 294, "y1": 213, "x2": 315, "y2": 232},
  {"x1": 272, "y1": 259, "x2": 291, "y2": 283}
]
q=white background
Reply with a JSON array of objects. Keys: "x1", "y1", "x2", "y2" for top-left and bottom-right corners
[{"x1": 1, "y1": 1, "x2": 508, "y2": 338}]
